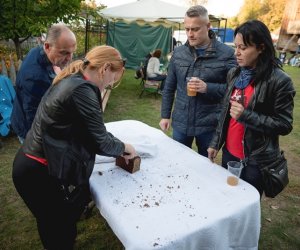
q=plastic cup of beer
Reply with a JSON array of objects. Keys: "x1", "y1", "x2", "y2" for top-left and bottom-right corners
[
  {"x1": 186, "y1": 77, "x2": 198, "y2": 96},
  {"x1": 227, "y1": 161, "x2": 243, "y2": 186}
]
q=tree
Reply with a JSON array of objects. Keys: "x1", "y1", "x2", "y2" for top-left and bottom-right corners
[
  {"x1": 237, "y1": 0, "x2": 262, "y2": 25},
  {"x1": 259, "y1": 0, "x2": 287, "y2": 31},
  {"x1": 0, "y1": 0, "x2": 82, "y2": 59},
  {"x1": 227, "y1": 16, "x2": 239, "y2": 29},
  {"x1": 72, "y1": 0, "x2": 106, "y2": 56},
  {"x1": 227, "y1": 0, "x2": 287, "y2": 31}
]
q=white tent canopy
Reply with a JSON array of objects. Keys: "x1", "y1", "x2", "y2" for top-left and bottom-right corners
[
  {"x1": 98, "y1": 0, "x2": 227, "y2": 68},
  {"x1": 99, "y1": 0, "x2": 187, "y2": 26}
]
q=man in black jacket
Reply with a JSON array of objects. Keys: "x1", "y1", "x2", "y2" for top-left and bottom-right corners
[{"x1": 159, "y1": 5, "x2": 236, "y2": 157}]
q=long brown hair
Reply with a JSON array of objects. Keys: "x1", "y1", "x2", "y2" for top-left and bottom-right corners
[
  {"x1": 152, "y1": 49, "x2": 162, "y2": 58},
  {"x1": 53, "y1": 45, "x2": 123, "y2": 85}
]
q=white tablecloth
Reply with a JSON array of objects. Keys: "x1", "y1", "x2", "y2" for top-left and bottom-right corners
[{"x1": 90, "y1": 120, "x2": 261, "y2": 250}]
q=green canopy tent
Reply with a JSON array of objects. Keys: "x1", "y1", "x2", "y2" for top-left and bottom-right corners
[
  {"x1": 99, "y1": 0, "x2": 186, "y2": 69},
  {"x1": 106, "y1": 21, "x2": 172, "y2": 69}
]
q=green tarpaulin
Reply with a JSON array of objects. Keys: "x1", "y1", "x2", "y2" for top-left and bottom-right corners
[{"x1": 107, "y1": 21, "x2": 172, "y2": 69}]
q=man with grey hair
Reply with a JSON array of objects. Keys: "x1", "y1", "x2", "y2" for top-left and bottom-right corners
[
  {"x1": 160, "y1": 5, "x2": 236, "y2": 157},
  {"x1": 11, "y1": 24, "x2": 77, "y2": 143}
]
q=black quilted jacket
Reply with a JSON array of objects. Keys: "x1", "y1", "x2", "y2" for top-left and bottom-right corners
[{"x1": 161, "y1": 39, "x2": 236, "y2": 136}]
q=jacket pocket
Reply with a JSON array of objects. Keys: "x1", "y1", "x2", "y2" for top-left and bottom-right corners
[
  {"x1": 42, "y1": 133, "x2": 68, "y2": 179},
  {"x1": 195, "y1": 104, "x2": 220, "y2": 127},
  {"x1": 61, "y1": 148, "x2": 89, "y2": 186},
  {"x1": 42, "y1": 133, "x2": 90, "y2": 186},
  {"x1": 195, "y1": 62, "x2": 227, "y2": 82},
  {"x1": 172, "y1": 100, "x2": 187, "y2": 123}
]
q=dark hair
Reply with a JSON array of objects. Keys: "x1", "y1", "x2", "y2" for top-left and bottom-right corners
[
  {"x1": 234, "y1": 20, "x2": 281, "y2": 82},
  {"x1": 152, "y1": 49, "x2": 162, "y2": 58}
]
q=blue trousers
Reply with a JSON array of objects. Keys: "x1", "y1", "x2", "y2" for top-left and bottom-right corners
[
  {"x1": 172, "y1": 129, "x2": 214, "y2": 157},
  {"x1": 148, "y1": 74, "x2": 166, "y2": 90}
]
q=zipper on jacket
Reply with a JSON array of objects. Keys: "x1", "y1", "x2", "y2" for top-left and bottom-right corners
[
  {"x1": 241, "y1": 88, "x2": 247, "y2": 163},
  {"x1": 216, "y1": 83, "x2": 235, "y2": 149},
  {"x1": 242, "y1": 85, "x2": 257, "y2": 162}
]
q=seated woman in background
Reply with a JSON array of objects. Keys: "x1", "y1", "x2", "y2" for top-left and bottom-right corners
[{"x1": 146, "y1": 49, "x2": 167, "y2": 92}]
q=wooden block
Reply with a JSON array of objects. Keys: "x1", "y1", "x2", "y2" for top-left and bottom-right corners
[{"x1": 116, "y1": 156, "x2": 141, "y2": 173}]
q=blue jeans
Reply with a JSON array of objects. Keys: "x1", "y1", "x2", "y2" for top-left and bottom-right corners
[
  {"x1": 172, "y1": 129, "x2": 213, "y2": 157},
  {"x1": 222, "y1": 147, "x2": 264, "y2": 196},
  {"x1": 148, "y1": 74, "x2": 166, "y2": 90}
]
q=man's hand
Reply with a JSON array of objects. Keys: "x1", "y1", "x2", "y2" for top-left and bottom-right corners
[
  {"x1": 159, "y1": 118, "x2": 170, "y2": 131},
  {"x1": 188, "y1": 78, "x2": 207, "y2": 93}
]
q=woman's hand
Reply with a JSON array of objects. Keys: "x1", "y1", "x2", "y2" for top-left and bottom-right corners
[
  {"x1": 230, "y1": 100, "x2": 244, "y2": 120},
  {"x1": 123, "y1": 143, "x2": 137, "y2": 163},
  {"x1": 207, "y1": 147, "x2": 218, "y2": 163}
]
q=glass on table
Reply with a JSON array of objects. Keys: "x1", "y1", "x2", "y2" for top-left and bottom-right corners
[{"x1": 227, "y1": 161, "x2": 243, "y2": 186}]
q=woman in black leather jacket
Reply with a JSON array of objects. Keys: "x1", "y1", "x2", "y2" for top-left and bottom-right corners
[
  {"x1": 208, "y1": 20, "x2": 295, "y2": 196},
  {"x1": 12, "y1": 45, "x2": 136, "y2": 249}
]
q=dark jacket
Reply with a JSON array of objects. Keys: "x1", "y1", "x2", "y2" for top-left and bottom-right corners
[
  {"x1": 23, "y1": 74, "x2": 125, "y2": 185},
  {"x1": 11, "y1": 46, "x2": 56, "y2": 139},
  {"x1": 209, "y1": 67, "x2": 295, "y2": 162},
  {"x1": 161, "y1": 39, "x2": 236, "y2": 136}
]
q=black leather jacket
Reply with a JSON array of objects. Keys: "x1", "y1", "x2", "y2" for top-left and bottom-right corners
[
  {"x1": 23, "y1": 73, "x2": 125, "y2": 183},
  {"x1": 209, "y1": 67, "x2": 295, "y2": 162}
]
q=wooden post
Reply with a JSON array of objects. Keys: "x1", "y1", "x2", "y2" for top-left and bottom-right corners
[
  {"x1": 101, "y1": 89, "x2": 111, "y2": 112},
  {"x1": 276, "y1": 0, "x2": 300, "y2": 52}
]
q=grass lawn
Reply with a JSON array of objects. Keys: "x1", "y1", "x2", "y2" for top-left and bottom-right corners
[{"x1": 0, "y1": 66, "x2": 299, "y2": 249}]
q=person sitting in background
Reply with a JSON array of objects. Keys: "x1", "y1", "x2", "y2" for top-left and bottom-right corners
[
  {"x1": 279, "y1": 50, "x2": 286, "y2": 64},
  {"x1": 146, "y1": 49, "x2": 167, "y2": 92},
  {"x1": 290, "y1": 54, "x2": 299, "y2": 67},
  {"x1": 134, "y1": 52, "x2": 152, "y2": 79},
  {"x1": 290, "y1": 36, "x2": 300, "y2": 67}
]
